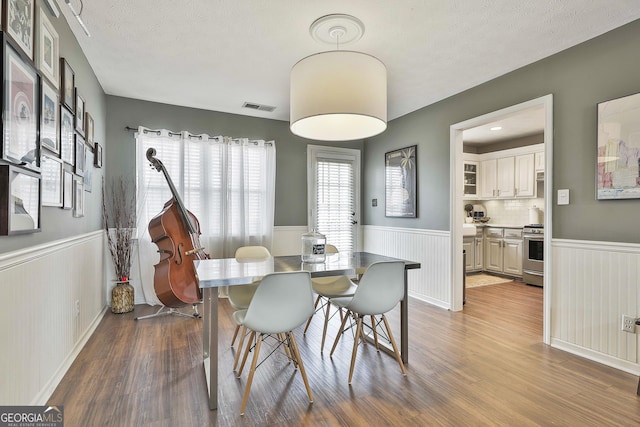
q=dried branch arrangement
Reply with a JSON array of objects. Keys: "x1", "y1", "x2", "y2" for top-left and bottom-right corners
[{"x1": 102, "y1": 177, "x2": 136, "y2": 281}]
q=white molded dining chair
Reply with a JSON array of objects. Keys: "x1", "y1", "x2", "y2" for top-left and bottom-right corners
[
  {"x1": 230, "y1": 246, "x2": 271, "y2": 370},
  {"x1": 303, "y1": 244, "x2": 358, "y2": 352},
  {"x1": 329, "y1": 261, "x2": 407, "y2": 383},
  {"x1": 232, "y1": 271, "x2": 315, "y2": 415}
]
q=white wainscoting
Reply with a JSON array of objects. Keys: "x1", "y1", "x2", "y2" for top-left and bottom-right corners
[
  {"x1": 0, "y1": 231, "x2": 107, "y2": 405},
  {"x1": 551, "y1": 239, "x2": 640, "y2": 375},
  {"x1": 362, "y1": 225, "x2": 451, "y2": 309}
]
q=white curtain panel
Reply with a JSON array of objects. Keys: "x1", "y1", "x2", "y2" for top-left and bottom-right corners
[{"x1": 134, "y1": 127, "x2": 276, "y2": 305}]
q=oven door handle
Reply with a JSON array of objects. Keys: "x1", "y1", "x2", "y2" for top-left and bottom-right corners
[{"x1": 523, "y1": 269, "x2": 544, "y2": 277}]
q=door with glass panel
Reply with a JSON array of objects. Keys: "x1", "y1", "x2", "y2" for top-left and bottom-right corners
[{"x1": 307, "y1": 145, "x2": 361, "y2": 252}]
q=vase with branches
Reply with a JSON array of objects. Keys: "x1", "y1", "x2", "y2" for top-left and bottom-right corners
[{"x1": 102, "y1": 176, "x2": 136, "y2": 313}]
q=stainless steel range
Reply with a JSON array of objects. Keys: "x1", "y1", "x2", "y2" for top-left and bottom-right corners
[{"x1": 523, "y1": 224, "x2": 544, "y2": 287}]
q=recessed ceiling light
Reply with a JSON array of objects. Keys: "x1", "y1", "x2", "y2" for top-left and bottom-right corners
[{"x1": 490, "y1": 126, "x2": 502, "y2": 131}]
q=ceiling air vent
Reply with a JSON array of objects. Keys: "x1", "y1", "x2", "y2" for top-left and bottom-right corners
[{"x1": 242, "y1": 102, "x2": 276, "y2": 112}]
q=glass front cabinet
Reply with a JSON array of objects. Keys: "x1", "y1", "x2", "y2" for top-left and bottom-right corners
[{"x1": 463, "y1": 160, "x2": 479, "y2": 198}]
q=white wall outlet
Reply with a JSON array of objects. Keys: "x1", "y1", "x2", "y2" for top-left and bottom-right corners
[
  {"x1": 621, "y1": 315, "x2": 636, "y2": 333},
  {"x1": 557, "y1": 189, "x2": 569, "y2": 205}
]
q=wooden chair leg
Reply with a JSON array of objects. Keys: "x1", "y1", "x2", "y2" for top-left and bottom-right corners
[
  {"x1": 330, "y1": 309, "x2": 351, "y2": 356},
  {"x1": 303, "y1": 295, "x2": 322, "y2": 334},
  {"x1": 348, "y1": 316, "x2": 363, "y2": 384},
  {"x1": 381, "y1": 314, "x2": 406, "y2": 376},
  {"x1": 230, "y1": 324, "x2": 241, "y2": 347},
  {"x1": 238, "y1": 330, "x2": 256, "y2": 377},
  {"x1": 279, "y1": 333, "x2": 295, "y2": 365},
  {"x1": 288, "y1": 331, "x2": 314, "y2": 403},
  {"x1": 240, "y1": 334, "x2": 263, "y2": 415},
  {"x1": 233, "y1": 325, "x2": 247, "y2": 371},
  {"x1": 320, "y1": 299, "x2": 332, "y2": 352},
  {"x1": 371, "y1": 315, "x2": 380, "y2": 350}
]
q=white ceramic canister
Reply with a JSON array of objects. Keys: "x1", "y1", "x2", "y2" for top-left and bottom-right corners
[{"x1": 528, "y1": 206, "x2": 541, "y2": 224}]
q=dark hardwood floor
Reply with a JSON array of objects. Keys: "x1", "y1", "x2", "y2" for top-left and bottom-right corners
[{"x1": 49, "y1": 281, "x2": 640, "y2": 426}]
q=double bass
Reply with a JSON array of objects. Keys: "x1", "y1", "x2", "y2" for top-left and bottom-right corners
[{"x1": 146, "y1": 148, "x2": 209, "y2": 308}]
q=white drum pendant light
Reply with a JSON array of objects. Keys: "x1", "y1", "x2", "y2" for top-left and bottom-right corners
[{"x1": 290, "y1": 14, "x2": 387, "y2": 141}]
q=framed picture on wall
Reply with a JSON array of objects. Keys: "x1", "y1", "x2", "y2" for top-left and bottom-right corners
[
  {"x1": 84, "y1": 145, "x2": 93, "y2": 192},
  {"x1": 2, "y1": 37, "x2": 40, "y2": 171},
  {"x1": 75, "y1": 90, "x2": 85, "y2": 136},
  {"x1": 0, "y1": 164, "x2": 41, "y2": 235},
  {"x1": 60, "y1": 58, "x2": 74, "y2": 110},
  {"x1": 4, "y1": 0, "x2": 35, "y2": 60},
  {"x1": 60, "y1": 105, "x2": 74, "y2": 164},
  {"x1": 36, "y1": 5, "x2": 59, "y2": 88},
  {"x1": 385, "y1": 145, "x2": 417, "y2": 218},
  {"x1": 85, "y1": 112, "x2": 94, "y2": 145},
  {"x1": 74, "y1": 133, "x2": 85, "y2": 176},
  {"x1": 72, "y1": 175, "x2": 84, "y2": 218},
  {"x1": 94, "y1": 142, "x2": 102, "y2": 168},
  {"x1": 41, "y1": 78, "x2": 59, "y2": 154},
  {"x1": 62, "y1": 169, "x2": 72, "y2": 209},
  {"x1": 596, "y1": 92, "x2": 640, "y2": 200},
  {"x1": 41, "y1": 152, "x2": 63, "y2": 207}
]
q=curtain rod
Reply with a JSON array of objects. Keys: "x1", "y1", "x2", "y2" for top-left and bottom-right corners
[{"x1": 124, "y1": 126, "x2": 273, "y2": 145}]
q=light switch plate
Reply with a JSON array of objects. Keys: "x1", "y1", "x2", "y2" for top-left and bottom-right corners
[
  {"x1": 558, "y1": 189, "x2": 569, "y2": 205},
  {"x1": 372, "y1": 198, "x2": 378, "y2": 207}
]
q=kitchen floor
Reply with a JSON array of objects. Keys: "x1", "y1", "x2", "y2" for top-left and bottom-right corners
[{"x1": 466, "y1": 272, "x2": 514, "y2": 288}]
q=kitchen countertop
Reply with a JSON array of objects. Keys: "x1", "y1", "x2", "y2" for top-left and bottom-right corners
[{"x1": 473, "y1": 223, "x2": 524, "y2": 229}]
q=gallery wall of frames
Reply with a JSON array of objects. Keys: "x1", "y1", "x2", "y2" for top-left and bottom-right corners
[{"x1": 0, "y1": 0, "x2": 101, "y2": 235}]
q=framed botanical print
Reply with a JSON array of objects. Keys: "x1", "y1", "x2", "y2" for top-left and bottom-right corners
[
  {"x1": 75, "y1": 90, "x2": 85, "y2": 136},
  {"x1": 60, "y1": 58, "x2": 74, "y2": 110},
  {"x1": 75, "y1": 133, "x2": 85, "y2": 176},
  {"x1": 385, "y1": 145, "x2": 417, "y2": 218},
  {"x1": 73, "y1": 175, "x2": 84, "y2": 218},
  {"x1": 85, "y1": 112, "x2": 94, "y2": 145},
  {"x1": 60, "y1": 105, "x2": 74, "y2": 164},
  {"x1": 41, "y1": 78, "x2": 59, "y2": 154},
  {"x1": 36, "y1": 5, "x2": 59, "y2": 88},
  {"x1": 41, "y1": 152, "x2": 63, "y2": 207},
  {"x1": 62, "y1": 169, "x2": 72, "y2": 209},
  {"x1": 4, "y1": 0, "x2": 35, "y2": 60},
  {"x1": 2, "y1": 36, "x2": 40, "y2": 171},
  {"x1": 0, "y1": 164, "x2": 41, "y2": 235}
]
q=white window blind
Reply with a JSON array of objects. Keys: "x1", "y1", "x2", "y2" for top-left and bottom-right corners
[{"x1": 315, "y1": 157, "x2": 355, "y2": 252}]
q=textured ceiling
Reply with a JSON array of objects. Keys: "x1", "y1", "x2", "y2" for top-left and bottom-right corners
[{"x1": 60, "y1": 0, "x2": 640, "y2": 128}]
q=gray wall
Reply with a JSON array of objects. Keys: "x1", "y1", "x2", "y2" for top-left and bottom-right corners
[
  {"x1": 363, "y1": 19, "x2": 640, "y2": 243},
  {"x1": 0, "y1": 1, "x2": 106, "y2": 253},
  {"x1": 105, "y1": 96, "x2": 363, "y2": 227}
]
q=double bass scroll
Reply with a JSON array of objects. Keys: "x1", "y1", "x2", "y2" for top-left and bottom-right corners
[{"x1": 146, "y1": 148, "x2": 209, "y2": 308}]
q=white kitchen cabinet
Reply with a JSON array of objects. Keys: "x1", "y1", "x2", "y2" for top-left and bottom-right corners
[
  {"x1": 481, "y1": 157, "x2": 515, "y2": 198},
  {"x1": 463, "y1": 161, "x2": 479, "y2": 199},
  {"x1": 503, "y1": 239, "x2": 523, "y2": 276},
  {"x1": 463, "y1": 237, "x2": 474, "y2": 270},
  {"x1": 483, "y1": 227, "x2": 522, "y2": 277},
  {"x1": 515, "y1": 153, "x2": 535, "y2": 197},
  {"x1": 480, "y1": 159, "x2": 497, "y2": 198},
  {"x1": 535, "y1": 151, "x2": 545, "y2": 172},
  {"x1": 474, "y1": 236, "x2": 484, "y2": 271},
  {"x1": 496, "y1": 157, "x2": 515, "y2": 198}
]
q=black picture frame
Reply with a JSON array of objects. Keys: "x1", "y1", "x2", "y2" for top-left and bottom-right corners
[
  {"x1": 0, "y1": 164, "x2": 42, "y2": 235},
  {"x1": 1, "y1": 35, "x2": 40, "y2": 171},
  {"x1": 75, "y1": 90, "x2": 85, "y2": 136},
  {"x1": 385, "y1": 145, "x2": 417, "y2": 218},
  {"x1": 60, "y1": 57, "x2": 74, "y2": 110},
  {"x1": 94, "y1": 142, "x2": 102, "y2": 168},
  {"x1": 85, "y1": 112, "x2": 94, "y2": 145}
]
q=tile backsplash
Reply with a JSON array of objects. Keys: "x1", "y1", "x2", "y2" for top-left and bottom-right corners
[{"x1": 467, "y1": 197, "x2": 544, "y2": 226}]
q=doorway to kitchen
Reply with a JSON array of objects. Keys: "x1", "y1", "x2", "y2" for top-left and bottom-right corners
[{"x1": 449, "y1": 95, "x2": 553, "y2": 345}]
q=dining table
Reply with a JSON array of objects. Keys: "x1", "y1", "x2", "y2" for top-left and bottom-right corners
[{"x1": 195, "y1": 251, "x2": 421, "y2": 410}]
